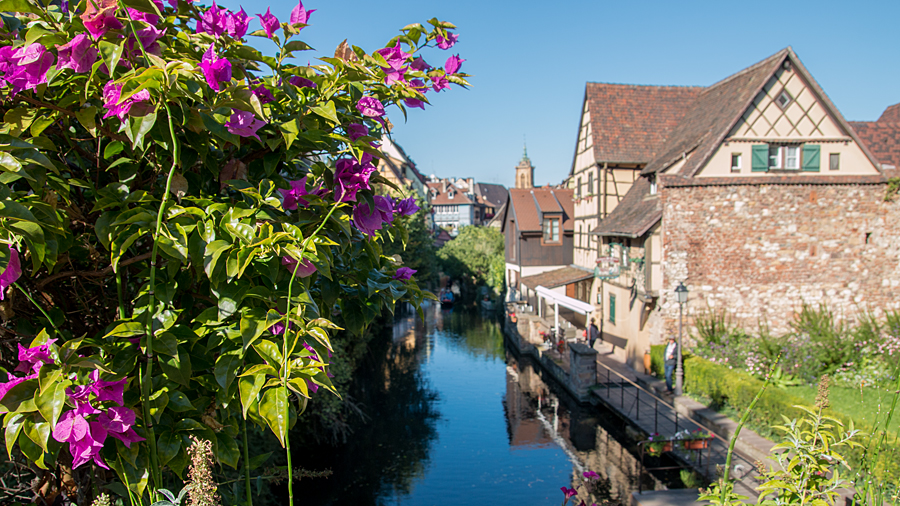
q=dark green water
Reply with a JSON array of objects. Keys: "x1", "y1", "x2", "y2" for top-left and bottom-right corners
[{"x1": 289, "y1": 303, "x2": 668, "y2": 505}]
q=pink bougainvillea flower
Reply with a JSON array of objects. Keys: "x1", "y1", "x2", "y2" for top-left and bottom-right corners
[
  {"x1": 126, "y1": 25, "x2": 165, "y2": 59},
  {"x1": 280, "y1": 176, "x2": 312, "y2": 209},
  {"x1": 0, "y1": 245, "x2": 21, "y2": 301},
  {"x1": 393, "y1": 267, "x2": 417, "y2": 281},
  {"x1": 71, "y1": 422, "x2": 109, "y2": 469},
  {"x1": 583, "y1": 471, "x2": 600, "y2": 480},
  {"x1": 436, "y1": 31, "x2": 458, "y2": 49},
  {"x1": 410, "y1": 56, "x2": 430, "y2": 71},
  {"x1": 373, "y1": 195, "x2": 394, "y2": 225},
  {"x1": 89, "y1": 370, "x2": 126, "y2": 406},
  {"x1": 225, "y1": 110, "x2": 266, "y2": 139},
  {"x1": 393, "y1": 196, "x2": 419, "y2": 216},
  {"x1": 289, "y1": 0, "x2": 314, "y2": 26},
  {"x1": 6, "y1": 44, "x2": 54, "y2": 95},
  {"x1": 14, "y1": 339, "x2": 56, "y2": 374},
  {"x1": 282, "y1": 256, "x2": 317, "y2": 278},
  {"x1": 352, "y1": 201, "x2": 384, "y2": 237},
  {"x1": 347, "y1": 123, "x2": 368, "y2": 141},
  {"x1": 431, "y1": 74, "x2": 450, "y2": 92},
  {"x1": 252, "y1": 83, "x2": 275, "y2": 104},
  {"x1": 409, "y1": 79, "x2": 429, "y2": 94},
  {"x1": 258, "y1": 8, "x2": 279, "y2": 38},
  {"x1": 98, "y1": 406, "x2": 143, "y2": 447},
  {"x1": 101, "y1": 82, "x2": 151, "y2": 121},
  {"x1": 166, "y1": 0, "x2": 192, "y2": 7},
  {"x1": 382, "y1": 66, "x2": 407, "y2": 86},
  {"x1": 225, "y1": 7, "x2": 252, "y2": 38},
  {"x1": 288, "y1": 75, "x2": 316, "y2": 88},
  {"x1": 355, "y1": 97, "x2": 385, "y2": 118},
  {"x1": 80, "y1": 0, "x2": 123, "y2": 40},
  {"x1": 375, "y1": 42, "x2": 410, "y2": 71},
  {"x1": 445, "y1": 54, "x2": 464, "y2": 74},
  {"x1": 403, "y1": 98, "x2": 425, "y2": 110},
  {"x1": 199, "y1": 45, "x2": 232, "y2": 92},
  {"x1": 127, "y1": 0, "x2": 164, "y2": 25},
  {"x1": 56, "y1": 34, "x2": 99, "y2": 74},
  {"x1": 561, "y1": 487, "x2": 578, "y2": 499},
  {"x1": 307, "y1": 380, "x2": 319, "y2": 393},
  {"x1": 334, "y1": 157, "x2": 375, "y2": 202},
  {"x1": 197, "y1": 1, "x2": 228, "y2": 38},
  {"x1": 52, "y1": 409, "x2": 91, "y2": 444}
]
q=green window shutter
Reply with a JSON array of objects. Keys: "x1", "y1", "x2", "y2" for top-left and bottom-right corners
[
  {"x1": 609, "y1": 294, "x2": 616, "y2": 324},
  {"x1": 802, "y1": 145, "x2": 820, "y2": 172},
  {"x1": 751, "y1": 145, "x2": 768, "y2": 172}
]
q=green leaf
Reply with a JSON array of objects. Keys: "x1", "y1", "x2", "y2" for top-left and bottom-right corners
[
  {"x1": 238, "y1": 374, "x2": 265, "y2": 419},
  {"x1": 0, "y1": 379, "x2": 37, "y2": 413},
  {"x1": 0, "y1": 0, "x2": 42, "y2": 14},
  {"x1": 125, "y1": 112, "x2": 158, "y2": 151},
  {"x1": 258, "y1": 386, "x2": 289, "y2": 447},
  {"x1": 159, "y1": 347, "x2": 192, "y2": 387},
  {"x1": 279, "y1": 118, "x2": 301, "y2": 150},
  {"x1": 240, "y1": 308, "x2": 272, "y2": 353},
  {"x1": 283, "y1": 40, "x2": 312, "y2": 52},
  {"x1": 203, "y1": 240, "x2": 232, "y2": 278},
  {"x1": 252, "y1": 339, "x2": 283, "y2": 367},
  {"x1": 98, "y1": 41, "x2": 124, "y2": 79},
  {"x1": 4, "y1": 412, "x2": 25, "y2": 458},
  {"x1": 103, "y1": 321, "x2": 145, "y2": 339},
  {"x1": 75, "y1": 106, "x2": 98, "y2": 137},
  {"x1": 104, "y1": 141, "x2": 125, "y2": 160},
  {"x1": 166, "y1": 390, "x2": 195, "y2": 412},
  {"x1": 247, "y1": 451, "x2": 271, "y2": 470},
  {"x1": 157, "y1": 431, "x2": 181, "y2": 466},
  {"x1": 214, "y1": 354, "x2": 240, "y2": 391},
  {"x1": 310, "y1": 100, "x2": 338, "y2": 124},
  {"x1": 216, "y1": 431, "x2": 240, "y2": 468},
  {"x1": 29, "y1": 114, "x2": 55, "y2": 137},
  {"x1": 153, "y1": 331, "x2": 179, "y2": 357},
  {"x1": 35, "y1": 382, "x2": 66, "y2": 430}
]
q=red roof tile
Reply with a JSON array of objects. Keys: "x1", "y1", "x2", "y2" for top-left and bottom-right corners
[
  {"x1": 507, "y1": 187, "x2": 574, "y2": 232},
  {"x1": 585, "y1": 83, "x2": 704, "y2": 164},
  {"x1": 519, "y1": 266, "x2": 593, "y2": 289}
]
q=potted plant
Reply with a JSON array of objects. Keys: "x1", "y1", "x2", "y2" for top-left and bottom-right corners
[
  {"x1": 643, "y1": 349, "x2": 652, "y2": 375},
  {"x1": 644, "y1": 433, "x2": 673, "y2": 456},
  {"x1": 681, "y1": 429, "x2": 714, "y2": 450}
]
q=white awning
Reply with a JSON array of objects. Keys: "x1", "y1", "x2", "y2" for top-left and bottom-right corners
[{"x1": 535, "y1": 286, "x2": 595, "y2": 315}]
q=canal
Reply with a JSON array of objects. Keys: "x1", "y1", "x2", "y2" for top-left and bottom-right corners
[{"x1": 290, "y1": 303, "x2": 680, "y2": 505}]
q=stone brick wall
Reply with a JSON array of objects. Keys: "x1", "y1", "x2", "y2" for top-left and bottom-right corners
[{"x1": 659, "y1": 182, "x2": 900, "y2": 337}]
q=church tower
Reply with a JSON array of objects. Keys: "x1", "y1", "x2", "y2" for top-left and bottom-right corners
[{"x1": 515, "y1": 145, "x2": 534, "y2": 188}]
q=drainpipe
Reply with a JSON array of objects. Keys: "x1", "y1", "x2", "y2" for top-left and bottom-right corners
[{"x1": 555, "y1": 300, "x2": 560, "y2": 336}]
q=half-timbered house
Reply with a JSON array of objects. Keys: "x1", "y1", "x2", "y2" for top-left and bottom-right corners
[{"x1": 591, "y1": 47, "x2": 900, "y2": 370}]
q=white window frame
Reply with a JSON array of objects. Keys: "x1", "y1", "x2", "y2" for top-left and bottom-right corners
[
  {"x1": 731, "y1": 153, "x2": 742, "y2": 172},
  {"x1": 784, "y1": 146, "x2": 799, "y2": 170},
  {"x1": 769, "y1": 146, "x2": 782, "y2": 169}
]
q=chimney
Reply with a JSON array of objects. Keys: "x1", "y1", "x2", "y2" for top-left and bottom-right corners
[
  {"x1": 441, "y1": 180, "x2": 447, "y2": 193},
  {"x1": 468, "y1": 177, "x2": 474, "y2": 191}
]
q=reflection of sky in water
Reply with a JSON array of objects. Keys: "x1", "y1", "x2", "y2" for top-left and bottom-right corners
[{"x1": 383, "y1": 314, "x2": 572, "y2": 506}]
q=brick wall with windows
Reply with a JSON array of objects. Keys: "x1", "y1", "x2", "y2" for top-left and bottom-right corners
[{"x1": 659, "y1": 181, "x2": 900, "y2": 340}]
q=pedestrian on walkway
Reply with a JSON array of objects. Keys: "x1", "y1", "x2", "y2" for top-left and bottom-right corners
[
  {"x1": 589, "y1": 318, "x2": 600, "y2": 349},
  {"x1": 664, "y1": 336, "x2": 677, "y2": 393}
]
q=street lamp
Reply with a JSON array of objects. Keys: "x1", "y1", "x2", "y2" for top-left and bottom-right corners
[{"x1": 674, "y1": 282, "x2": 688, "y2": 395}]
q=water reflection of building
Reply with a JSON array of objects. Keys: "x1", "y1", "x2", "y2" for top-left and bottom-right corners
[
  {"x1": 383, "y1": 302, "x2": 431, "y2": 390},
  {"x1": 504, "y1": 353, "x2": 664, "y2": 503}
]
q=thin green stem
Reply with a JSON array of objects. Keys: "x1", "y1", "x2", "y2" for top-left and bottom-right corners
[
  {"x1": 720, "y1": 355, "x2": 780, "y2": 503},
  {"x1": 116, "y1": 270, "x2": 126, "y2": 320},
  {"x1": 13, "y1": 282, "x2": 59, "y2": 333},
  {"x1": 121, "y1": 9, "x2": 178, "y2": 497},
  {"x1": 280, "y1": 202, "x2": 341, "y2": 506},
  {"x1": 242, "y1": 417, "x2": 253, "y2": 506}
]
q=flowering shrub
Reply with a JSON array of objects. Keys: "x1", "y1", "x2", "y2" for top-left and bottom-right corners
[{"x1": 0, "y1": 0, "x2": 467, "y2": 502}]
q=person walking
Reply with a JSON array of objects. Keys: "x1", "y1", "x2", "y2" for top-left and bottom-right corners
[
  {"x1": 588, "y1": 318, "x2": 600, "y2": 349},
  {"x1": 664, "y1": 336, "x2": 678, "y2": 393}
]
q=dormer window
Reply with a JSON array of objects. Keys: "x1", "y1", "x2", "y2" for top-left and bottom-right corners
[
  {"x1": 448, "y1": 191, "x2": 455, "y2": 199},
  {"x1": 542, "y1": 216, "x2": 561, "y2": 244},
  {"x1": 649, "y1": 176, "x2": 657, "y2": 195}
]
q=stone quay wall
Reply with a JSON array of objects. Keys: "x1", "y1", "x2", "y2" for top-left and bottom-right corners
[{"x1": 659, "y1": 182, "x2": 900, "y2": 337}]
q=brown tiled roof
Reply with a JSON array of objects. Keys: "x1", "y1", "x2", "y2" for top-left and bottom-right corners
[
  {"x1": 850, "y1": 103, "x2": 900, "y2": 169},
  {"x1": 880, "y1": 103, "x2": 900, "y2": 123},
  {"x1": 641, "y1": 49, "x2": 788, "y2": 177},
  {"x1": 507, "y1": 187, "x2": 574, "y2": 232},
  {"x1": 584, "y1": 83, "x2": 704, "y2": 165},
  {"x1": 642, "y1": 48, "x2": 883, "y2": 178},
  {"x1": 519, "y1": 266, "x2": 592, "y2": 289},
  {"x1": 475, "y1": 183, "x2": 508, "y2": 208},
  {"x1": 591, "y1": 177, "x2": 661, "y2": 238},
  {"x1": 427, "y1": 181, "x2": 475, "y2": 205}
]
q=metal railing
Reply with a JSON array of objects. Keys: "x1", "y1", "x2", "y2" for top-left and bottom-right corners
[{"x1": 593, "y1": 359, "x2": 760, "y2": 496}]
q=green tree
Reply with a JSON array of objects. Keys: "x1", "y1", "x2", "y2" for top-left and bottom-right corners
[{"x1": 437, "y1": 225, "x2": 504, "y2": 295}]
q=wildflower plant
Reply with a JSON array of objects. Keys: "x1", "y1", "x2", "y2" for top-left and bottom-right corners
[{"x1": 0, "y1": 0, "x2": 467, "y2": 503}]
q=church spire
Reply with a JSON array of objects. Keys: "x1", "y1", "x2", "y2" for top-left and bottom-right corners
[{"x1": 515, "y1": 142, "x2": 534, "y2": 189}]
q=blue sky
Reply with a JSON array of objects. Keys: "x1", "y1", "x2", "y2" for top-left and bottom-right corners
[{"x1": 214, "y1": 0, "x2": 900, "y2": 188}]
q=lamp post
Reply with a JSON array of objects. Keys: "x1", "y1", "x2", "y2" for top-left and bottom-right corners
[{"x1": 674, "y1": 282, "x2": 688, "y2": 396}]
